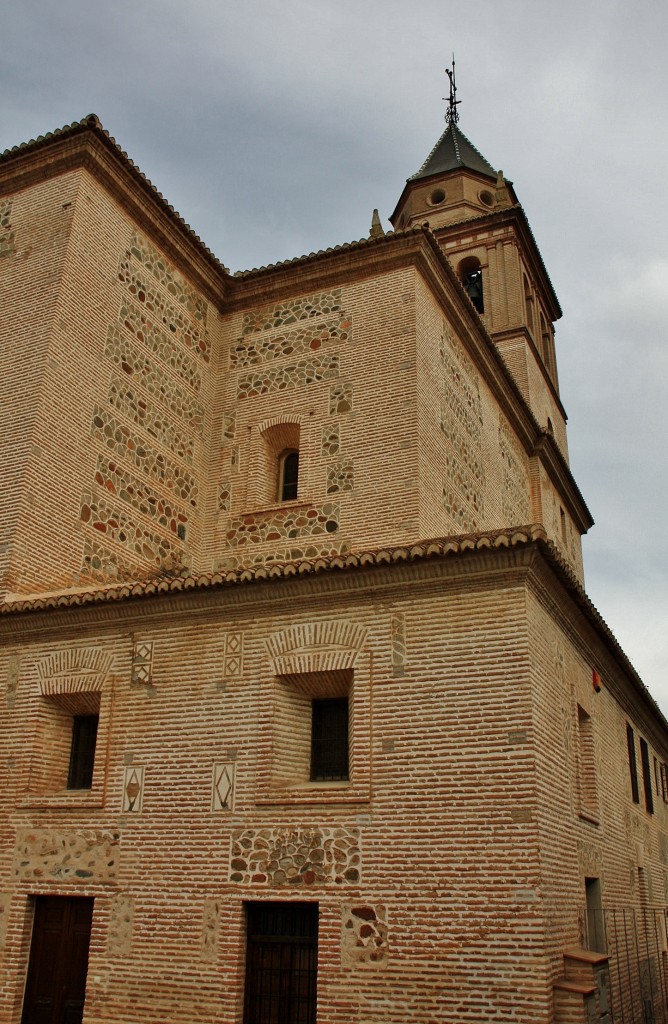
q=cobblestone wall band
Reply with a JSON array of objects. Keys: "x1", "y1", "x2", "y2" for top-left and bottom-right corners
[
  {"x1": 13, "y1": 829, "x2": 120, "y2": 881},
  {"x1": 90, "y1": 406, "x2": 199, "y2": 504},
  {"x1": 327, "y1": 462, "x2": 354, "y2": 494},
  {"x1": 225, "y1": 502, "x2": 340, "y2": 547},
  {"x1": 329, "y1": 381, "x2": 353, "y2": 415},
  {"x1": 242, "y1": 290, "x2": 343, "y2": 335},
  {"x1": 499, "y1": 415, "x2": 531, "y2": 523},
  {"x1": 105, "y1": 326, "x2": 204, "y2": 430},
  {"x1": 342, "y1": 904, "x2": 389, "y2": 966},
  {"x1": 0, "y1": 199, "x2": 15, "y2": 258},
  {"x1": 95, "y1": 456, "x2": 190, "y2": 534},
  {"x1": 120, "y1": 302, "x2": 202, "y2": 392},
  {"x1": 322, "y1": 425, "x2": 340, "y2": 457},
  {"x1": 237, "y1": 352, "x2": 339, "y2": 399},
  {"x1": 232, "y1": 314, "x2": 352, "y2": 368},
  {"x1": 218, "y1": 481, "x2": 231, "y2": 512},
  {"x1": 80, "y1": 492, "x2": 183, "y2": 567},
  {"x1": 222, "y1": 414, "x2": 236, "y2": 441},
  {"x1": 214, "y1": 540, "x2": 347, "y2": 571},
  {"x1": 442, "y1": 487, "x2": 478, "y2": 533},
  {"x1": 229, "y1": 826, "x2": 360, "y2": 885},
  {"x1": 127, "y1": 233, "x2": 207, "y2": 322},
  {"x1": 118, "y1": 259, "x2": 209, "y2": 361},
  {"x1": 82, "y1": 537, "x2": 141, "y2": 580},
  {"x1": 107, "y1": 377, "x2": 195, "y2": 464}
]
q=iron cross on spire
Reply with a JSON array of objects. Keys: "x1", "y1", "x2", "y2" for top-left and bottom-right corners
[{"x1": 444, "y1": 56, "x2": 460, "y2": 124}]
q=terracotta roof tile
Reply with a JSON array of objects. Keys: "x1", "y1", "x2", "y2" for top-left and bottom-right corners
[{"x1": 0, "y1": 114, "x2": 230, "y2": 277}]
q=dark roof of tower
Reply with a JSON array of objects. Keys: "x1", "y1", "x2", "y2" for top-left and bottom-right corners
[{"x1": 409, "y1": 121, "x2": 497, "y2": 182}]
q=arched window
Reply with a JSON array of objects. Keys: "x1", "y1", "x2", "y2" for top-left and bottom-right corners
[
  {"x1": 250, "y1": 419, "x2": 302, "y2": 509},
  {"x1": 279, "y1": 449, "x2": 299, "y2": 502},
  {"x1": 459, "y1": 256, "x2": 484, "y2": 314}
]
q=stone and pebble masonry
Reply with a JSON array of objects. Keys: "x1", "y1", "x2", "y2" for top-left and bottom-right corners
[{"x1": 0, "y1": 116, "x2": 665, "y2": 1023}]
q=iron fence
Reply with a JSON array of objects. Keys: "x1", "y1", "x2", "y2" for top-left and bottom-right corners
[{"x1": 578, "y1": 907, "x2": 668, "y2": 1023}]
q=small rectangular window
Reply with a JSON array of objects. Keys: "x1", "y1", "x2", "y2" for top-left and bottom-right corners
[
  {"x1": 661, "y1": 762, "x2": 668, "y2": 803},
  {"x1": 640, "y1": 737, "x2": 654, "y2": 814},
  {"x1": 311, "y1": 699, "x2": 349, "y2": 782},
  {"x1": 627, "y1": 724, "x2": 640, "y2": 804},
  {"x1": 67, "y1": 715, "x2": 99, "y2": 790}
]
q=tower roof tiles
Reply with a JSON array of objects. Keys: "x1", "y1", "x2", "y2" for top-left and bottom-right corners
[{"x1": 409, "y1": 121, "x2": 497, "y2": 183}]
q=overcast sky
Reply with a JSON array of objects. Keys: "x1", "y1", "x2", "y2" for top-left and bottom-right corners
[{"x1": 3, "y1": 0, "x2": 667, "y2": 713}]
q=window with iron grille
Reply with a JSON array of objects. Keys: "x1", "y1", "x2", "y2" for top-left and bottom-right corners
[
  {"x1": 244, "y1": 902, "x2": 318, "y2": 1024},
  {"x1": 311, "y1": 698, "x2": 349, "y2": 781}
]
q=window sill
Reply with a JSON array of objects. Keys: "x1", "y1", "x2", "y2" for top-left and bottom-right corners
[
  {"x1": 17, "y1": 790, "x2": 105, "y2": 811},
  {"x1": 578, "y1": 809, "x2": 600, "y2": 826},
  {"x1": 242, "y1": 497, "x2": 313, "y2": 515}
]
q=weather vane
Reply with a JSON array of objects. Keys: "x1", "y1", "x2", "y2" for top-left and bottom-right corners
[{"x1": 444, "y1": 55, "x2": 460, "y2": 124}]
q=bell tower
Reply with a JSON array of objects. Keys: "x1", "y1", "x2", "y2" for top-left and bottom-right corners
[{"x1": 391, "y1": 62, "x2": 565, "y2": 453}]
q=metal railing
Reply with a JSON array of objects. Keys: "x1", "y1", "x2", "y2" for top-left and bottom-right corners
[{"x1": 579, "y1": 907, "x2": 668, "y2": 1023}]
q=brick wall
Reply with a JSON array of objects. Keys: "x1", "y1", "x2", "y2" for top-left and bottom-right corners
[{"x1": 4, "y1": 542, "x2": 658, "y2": 1019}]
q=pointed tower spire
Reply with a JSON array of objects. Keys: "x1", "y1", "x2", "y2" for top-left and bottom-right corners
[{"x1": 390, "y1": 77, "x2": 563, "y2": 422}]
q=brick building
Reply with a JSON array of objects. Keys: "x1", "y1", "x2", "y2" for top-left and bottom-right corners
[{"x1": 0, "y1": 108, "x2": 666, "y2": 1023}]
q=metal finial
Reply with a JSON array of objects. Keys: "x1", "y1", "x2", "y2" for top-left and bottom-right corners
[{"x1": 444, "y1": 55, "x2": 460, "y2": 124}]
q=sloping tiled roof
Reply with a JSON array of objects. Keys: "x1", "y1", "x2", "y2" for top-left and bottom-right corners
[
  {"x1": 409, "y1": 122, "x2": 497, "y2": 182},
  {"x1": 0, "y1": 114, "x2": 230, "y2": 277},
  {"x1": 0, "y1": 526, "x2": 557, "y2": 613},
  {"x1": 3, "y1": 524, "x2": 663, "y2": 733}
]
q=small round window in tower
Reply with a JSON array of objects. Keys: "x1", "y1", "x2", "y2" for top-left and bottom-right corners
[
  {"x1": 427, "y1": 188, "x2": 446, "y2": 206},
  {"x1": 479, "y1": 190, "x2": 494, "y2": 208}
]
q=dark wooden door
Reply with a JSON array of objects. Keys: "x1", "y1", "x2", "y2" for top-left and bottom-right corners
[
  {"x1": 22, "y1": 897, "x2": 94, "y2": 1024},
  {"x1": 244, "y1": 902, "x2": 318, "y2": 1024}
]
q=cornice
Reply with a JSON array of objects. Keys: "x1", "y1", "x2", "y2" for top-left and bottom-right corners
[
  {"x1": 524, "y1": 551, "x2": 668, "y2": 753},
  {"x1": 0, "y1": 115, "x2": 230, "y2": 308},
  {"x1": 533, "y1": 432, "x2": 593, "y2": 533},
  {"x1": 0, "y1": 526, "x2": 553, "y2": 619},
  {"x1": 223, "y1": 227, "x2": 429, "y2": 310},
  {"x1": 2, "y1": 523, "x2": 664, "y2": 741}
]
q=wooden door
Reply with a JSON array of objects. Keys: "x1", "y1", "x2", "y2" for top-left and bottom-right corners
[
  {"x1": 244, "y1": 902, "x2": 318, "y2": 1024},
  {"x1": 22, "y1": 897, "x2": 94, "y2": 1024}
]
